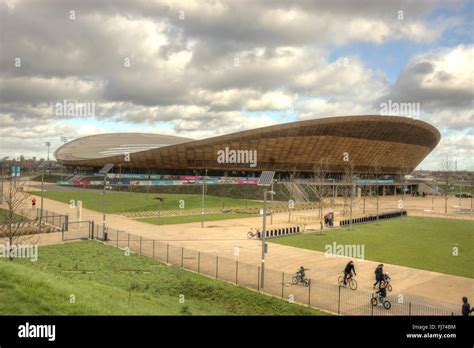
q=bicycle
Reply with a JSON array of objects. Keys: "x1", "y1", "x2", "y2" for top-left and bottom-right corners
[
  {"x1": 370, "y1": 293, "x2": 391, "y2": 310},
  {"x1": 338, "y1": 272, "x2": 358, "y2": 290},
  {"x1": 292, "y1": 273, "x2": 311, "y2": 287},
  {"x1": 247, "y1": 228, "x2": 260, "y2": 239}
]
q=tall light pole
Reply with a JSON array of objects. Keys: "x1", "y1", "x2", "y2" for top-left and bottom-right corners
[
  {"x1": 45, "y1": 142, "x2": 51, "y2": 162},
  {"x1": 59, "y1": 137, "x2": 68, "y2": 181},
  {"x1": 0, "y1": 157, "x2": 9, "y2": 205},
  {"x1": 99, "y1": 164, "x2": 114, "y2": 239},
  {"x1": 201, "y1": 169, "x2": 207, "y2": 228},
  {"x1": 37, "y1": 160, "x2": 49, "y2": 234},
  {"x1": 257, "y1": 171, "x2": 275, "y2": 289}
]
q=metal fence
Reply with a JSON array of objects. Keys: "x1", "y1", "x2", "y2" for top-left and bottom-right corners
[
  {"x1": 34, "y1": 208, "x2": 68, "y2": 230},
  {"x1": 93, "y1": 228, "x2": 459, "y2": 316}
]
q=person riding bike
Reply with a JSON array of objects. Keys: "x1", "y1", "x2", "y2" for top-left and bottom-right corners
[
  {"x1": 375, "y1": 281, "x2": 388, "y2": 304},
  {"x1": 382, "y1": 272, "x2": 391, "y2": 285},
  {"x1": 343, "y1": 260, "x2": 356, "y2": 285},
  {"x1": 296, "y1": 266, "x2": 306, "y2": 282}
]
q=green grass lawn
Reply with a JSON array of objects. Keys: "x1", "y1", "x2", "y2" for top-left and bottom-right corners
[
  {"x1": 271, "y1": 217, "x2": 474, "y2": 278},
  {"x1": 36, "y1": 191, "x2": 260, "y2": 213},
  {"x1": 0, "y1": 207, "x2": 27, "y2": 224},
  {"x1": 137, "y1": 213, "x2": 257, "y2": 225},
  {"x1": 0, "y1": 241, "x2": 326, "y2": 315}
]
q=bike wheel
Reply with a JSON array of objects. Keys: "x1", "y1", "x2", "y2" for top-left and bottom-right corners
[
  {"x1": 349, "y1": 278, "x2": 358, "y2": 290},
  {"x1": 247, "y1": 232, "x2": 253, "y2": 239},
  {"x1": 338, "y1": 276, "x2": 345, "y2": 286},
  {"x1": 292, "y1": 276, "x2": 299, "y2": 285},
  {"x1": 303, "y1": 279, "x2": 310, "y2": 287},
  {"x1": 387, "y1": 284, "x2": 392, "y2": 292},
  {"x1": 370, "y1": 297, "x2": 378, "y2": 306},
  {"x1": 383, "y1": 300, "x2": 391, "y2": 310}
]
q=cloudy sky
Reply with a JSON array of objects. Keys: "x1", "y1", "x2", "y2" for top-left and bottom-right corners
[{"x1": 0, "y1": 0, "x2": 473, "y2": 170}]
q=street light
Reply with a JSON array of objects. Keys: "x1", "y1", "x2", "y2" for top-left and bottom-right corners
[
  {"x1": 99, "y1": 164, "x2": 114, "y2": 240},
  {"x1": 257, "y1": 171, "x2": 275, "y2": 289},
  {"x1": 0, "y1": 157, "x2": 9, "y2": 205},
  {"x1": 45, "y1": 142, "x2": 51, "y2": 162},
  {"x1": 37, "y1": 160, "x2": 50, "y2": 234},
  {"x1": 201, "y1": 169, "x2": 208, "y2": 228}
]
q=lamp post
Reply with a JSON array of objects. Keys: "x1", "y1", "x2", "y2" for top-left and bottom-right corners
[
  {"x1": 99, "y1": 164, "x2": 114, "y2": 239},
  {"x1": 37, "y1": 160, "x2": 49, "y2": 234},
  {"x1": 45, "y1": 142, "x2": 51, "y2": 162},
  {"x1": 0, "y1": 157, "x2": 9, "y2": 205},
  {"x1": 257, "y1": 171, "x2": 275, "y2": 289},
  {"x1": 201, "y1": 169, "x2": 207, "y2": 228}
]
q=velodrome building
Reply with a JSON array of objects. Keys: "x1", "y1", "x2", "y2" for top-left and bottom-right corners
[{"x1": 54, "y1": 115, "x2": 440, "y2": 178}]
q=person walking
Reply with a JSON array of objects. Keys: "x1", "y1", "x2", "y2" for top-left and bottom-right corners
[
  {"x1": 462, "y1": 297, "x2": 474, "y2": 316},
  {"x1": 31, "y1": 197, "x2": 36, "y2": 209},
  {"x1": 373, "y1": 264, "x2": 384, "y2": 289}
]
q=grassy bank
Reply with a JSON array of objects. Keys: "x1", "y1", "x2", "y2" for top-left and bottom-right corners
[{"x1": 0, "y1": 241, "x2": 327, "y2": 315}]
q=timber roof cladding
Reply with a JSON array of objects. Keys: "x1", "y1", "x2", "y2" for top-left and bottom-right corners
[{"x1": 55, "y1": 115, "x2": 440, "y2": 175}]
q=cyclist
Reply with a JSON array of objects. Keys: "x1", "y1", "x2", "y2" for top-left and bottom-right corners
[
  {"x1": 376, "y1": 281, "x2": 388, "y2": 304},
  {"x1": 296, "y1": 266, "x2": 306, "y2": 282},
  {"x1": 382, "y1": 272, "x2": 391, "y2": 286},
  {"x1": 343, "y1": 260, "x2": 356, "y2": 286}
]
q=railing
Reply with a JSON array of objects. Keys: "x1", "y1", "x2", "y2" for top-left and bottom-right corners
[{"x1": 87, "y1": 227, "x2": 460, "y2": 316}]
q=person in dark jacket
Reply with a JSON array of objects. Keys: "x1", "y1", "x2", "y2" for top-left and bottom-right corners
[
  {"x1": 343, "y1": 260, "x2": 356, "y2": 285},
  {"x1": 462, "y1": 297, "x2": 474, "y2": 316},
  {"x1": 373, "y1": 264, "x2": 384, "y2": 289}
]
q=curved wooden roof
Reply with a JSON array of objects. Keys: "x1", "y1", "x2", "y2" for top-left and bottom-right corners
[{"x1": 55, "y1": 115, "x2": 440, "y2": 174}]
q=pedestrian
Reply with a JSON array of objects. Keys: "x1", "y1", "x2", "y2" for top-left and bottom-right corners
[
  {"x1": 373, "y1": 264, "x2": 384, "y2": 289},
  {"x1": 462, "y1": 297, "x2": 474, "y2": 316},
  {"x1": 31, "y1": 197, "x2": 36, "y2": 209}
]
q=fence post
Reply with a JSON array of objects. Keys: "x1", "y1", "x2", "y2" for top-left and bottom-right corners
[
  {"x1": 65, "y1": 215, "x2": 69, "y2": 231},
  {"x1": 166, "y1": 244, "x2": 169, "y2": 263},
  {"x1": 197, "y1": 252, "x2": 201, "y2": 273},
  {"x1": 308, "y1": 280, "x2": 311, "y2": 306},
  {"x1": 153, "y1": 240, "x2": 155, "y2": 259},
  {"x1": 337, "y1": 285, "x2": 341, "y2": 315},
  {"x1": 215, "y1": 256, "x2": 219, "y2": 278},
  {"x1": 281, "y1": 272, "x2": 284, "y2": 298},
  {"x1": 116, "y1": 230, "x2": 119, "y2": 247},
  {"x1": 409, "y1": 302, "x2": 412, "y2": 316},
  {"x1": 257, "y1": 266, "x2": 260, "y2": 292},
  {"x1": 235, "y1": 261, "x2": 238, "y2": 285},
  {"x1": 181, "y1": 247, "x2": 184, "y2": 268},
  {"x1": 127, "y1": 233, "x2": 130, "y2": 248},
  {"x1": 139, "y1": 236, "x2": 142, "y2": 254}
]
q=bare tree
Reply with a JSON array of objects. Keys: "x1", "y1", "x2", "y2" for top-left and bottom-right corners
[
  {"x1": 343, "y1": 161, "x2": 357, "y2": 229},
  {"x1": 0, "y1": 178, "x2": 32, "y2": 260},
  {"x1": 312, "y1": 158, "x2": 330, "y2": 226},
  {"x1": 370, "y1": 165, "x2": 384, "y2": 225},
  {"x1": 439, "y1": 156, "x2": 453, "y2": 214}
]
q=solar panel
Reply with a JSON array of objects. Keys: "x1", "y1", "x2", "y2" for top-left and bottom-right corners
[
  {"x1": 257, "y1": 171, "x2": 275, "y2": 187},
  {"x1": 38, "y1": 160, "x2": 50, "y2": 168},
  {"x1": 99, "y1": 163, "x2": 114, "y2": 174}
]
